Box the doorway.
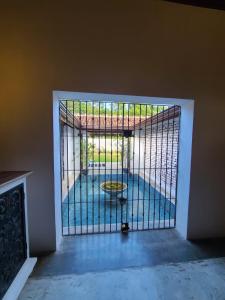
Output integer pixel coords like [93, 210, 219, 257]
[59, 99, 181, 235]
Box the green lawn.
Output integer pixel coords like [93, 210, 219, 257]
[90, 152, 121, 163]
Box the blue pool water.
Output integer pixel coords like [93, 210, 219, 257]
[62, 173, 175, 229]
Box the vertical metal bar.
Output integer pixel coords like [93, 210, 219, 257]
[73, 101, 76, 234]
[174, 107, 181, 227]
[61, 105, 64, 182]
[110, 102, 113, 232]
[98, 102, 101, 232]
[148, 105, 153, 229]
[142, 104, 147, 229]
[169, 106, 176, 227]
[126, 103, 130, 224]
[153, 106, 159, 229]
[104, 102, 107, 232]
[66, 101, 70, 234]
[116, 102, 119, 231]
[85, 101, 88, 233]
[158, 106, 165, 229]
[59, 102, 64, 235]
[132, 104, 135, 230]
[92, 102, 95, 233]
[137, 104, 141, 230]
[164, 107, 170, 228]
[121, 103, 125, 226]
[79, 101, 82, 234]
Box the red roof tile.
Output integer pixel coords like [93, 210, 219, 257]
[60, 104, 180, 132]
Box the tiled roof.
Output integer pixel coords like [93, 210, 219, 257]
[60, 104, 180, 132]
[79, 116, 144, 131]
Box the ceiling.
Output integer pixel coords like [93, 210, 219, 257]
[164, 0, 225, 11]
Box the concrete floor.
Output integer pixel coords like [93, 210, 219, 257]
[19, 230, 225, 300]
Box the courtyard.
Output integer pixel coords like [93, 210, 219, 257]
[60, 100, 180, 235]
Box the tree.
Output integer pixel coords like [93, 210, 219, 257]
[61, 100, 166, 117]
[87, 143, 95, 160]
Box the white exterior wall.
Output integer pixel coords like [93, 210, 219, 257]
[131, 116, 180, 199]
[89, 137, 117, 151]
[61, 124, 80, 201]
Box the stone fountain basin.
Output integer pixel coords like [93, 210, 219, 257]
[100, 181, 127, 197]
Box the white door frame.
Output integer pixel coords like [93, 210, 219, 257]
[53, 91, 194, 249]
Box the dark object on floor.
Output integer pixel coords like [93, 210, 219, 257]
[119, 197, 127, 205]
[121, 222, 129, 233]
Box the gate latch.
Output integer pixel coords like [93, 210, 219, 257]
[121, 222, 129, 233]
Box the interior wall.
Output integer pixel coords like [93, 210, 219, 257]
[0, 1, 225, 255]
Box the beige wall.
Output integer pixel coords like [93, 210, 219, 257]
[0, 1, 225, 255]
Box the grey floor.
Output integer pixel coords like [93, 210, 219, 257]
[19, 230, 225, 300]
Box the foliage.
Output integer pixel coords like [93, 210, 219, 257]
[81, 140, 121, 163]
[92, 152, 121, 163]
[87, 143, 95, 158]
[62, 100, 166, 117]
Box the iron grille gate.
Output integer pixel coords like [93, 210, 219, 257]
[60, 100, 181, 235]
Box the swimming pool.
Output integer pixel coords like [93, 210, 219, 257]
[62, 173, 175, 233]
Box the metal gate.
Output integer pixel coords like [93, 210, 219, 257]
[60, 100, 181, 235]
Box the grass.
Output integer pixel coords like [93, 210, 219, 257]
[90, 152, 122, 163]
